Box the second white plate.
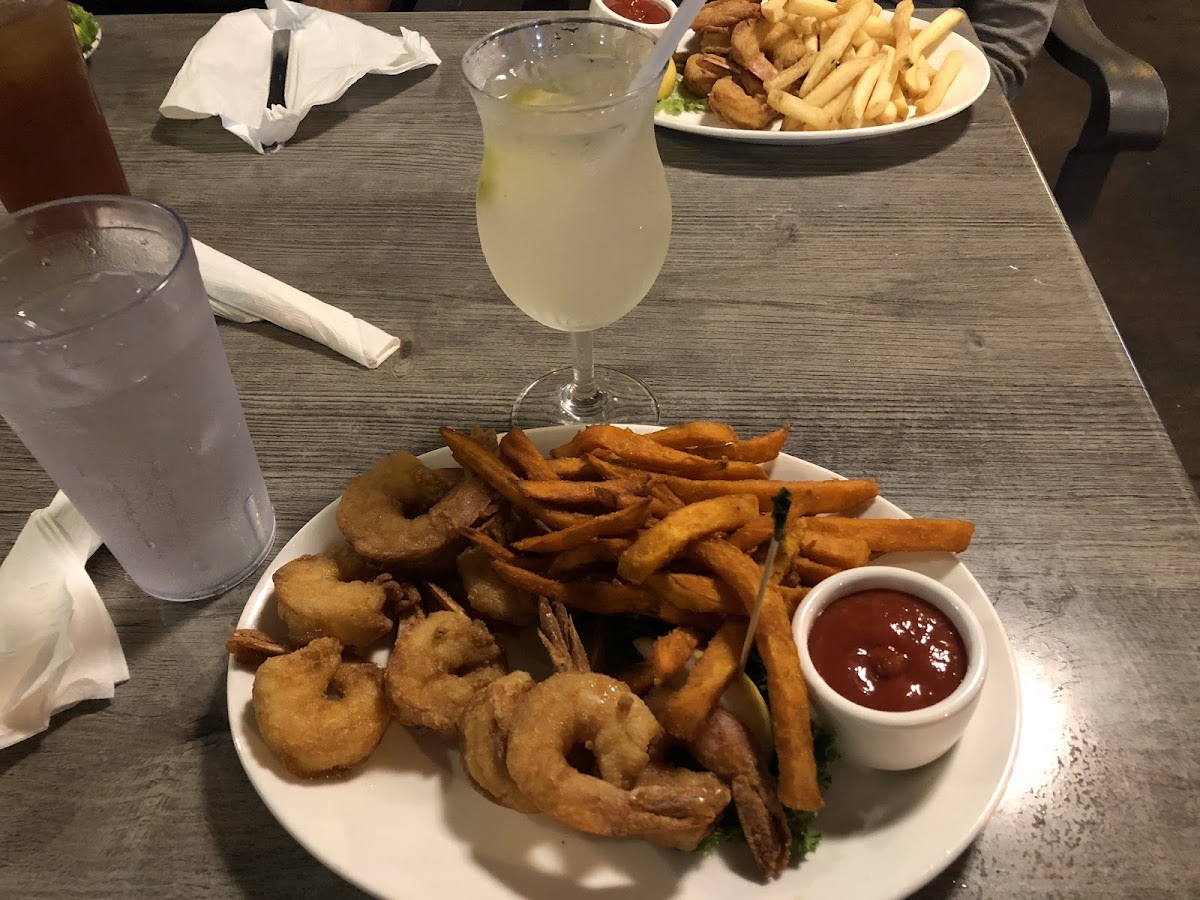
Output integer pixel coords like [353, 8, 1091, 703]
[654, 13, 991, 144]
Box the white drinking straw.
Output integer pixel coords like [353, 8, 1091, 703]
[629, 0, 707, 91]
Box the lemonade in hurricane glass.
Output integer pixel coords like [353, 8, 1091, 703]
[463, 19, 671, 427]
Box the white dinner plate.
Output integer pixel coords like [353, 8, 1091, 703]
[654, 13, 991, 144]
[227, 425, 1021, 899]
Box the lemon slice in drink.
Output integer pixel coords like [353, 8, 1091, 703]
[510, 85, 573, 106]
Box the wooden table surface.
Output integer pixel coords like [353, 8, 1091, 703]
[2, 11, 1198, 899]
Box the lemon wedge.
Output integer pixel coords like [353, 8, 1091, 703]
[658, 59, 677, 102]
[510, 85, 572, 107]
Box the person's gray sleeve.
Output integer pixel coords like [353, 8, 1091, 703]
[962, 0, 1059, 98]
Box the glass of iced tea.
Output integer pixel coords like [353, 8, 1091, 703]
[0, 0, 128, 212]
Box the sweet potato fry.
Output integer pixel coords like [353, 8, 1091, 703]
[798, 528, 871, 569]
[728, 513, 774, 552]
[692, 425, 790, 463]
[489, 562, 718, 629]
[662, 619, 749, 740]
[546, 538, 632, 576]
[512, 499, 652, 554]
[644, 571, 745, 616]
[518, 476, 649, 507]
[688, 538, 823, 810]
[651, 626, 706, 685]
[458, 525, 519, 564]
[662, 476, 879, 514]
[440, 427, 585, 529]
[555, 425, 767, 481]
[806, 515, 974, 553]
[649, 483, 686, 512]
[618, 494, 760, 584]
[644, 422, 739, 450]
[499, 428, 559, 481]
[779, 585, 810, 618]
[545, 457, 597, 480]
[791, 556, 841, 585]
[770, 512, 811, 583]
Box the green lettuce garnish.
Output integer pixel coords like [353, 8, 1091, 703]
[655, 78, 708, 117]
[68, 4, 99, 54]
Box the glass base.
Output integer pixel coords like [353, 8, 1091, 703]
[511, 365, 660, 429]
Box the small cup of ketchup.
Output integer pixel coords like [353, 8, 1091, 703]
[792, 566, 988, 771]
[588, 0, 678, 38]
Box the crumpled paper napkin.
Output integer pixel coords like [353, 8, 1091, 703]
[159, 0, 440, 153]
[195, 239, 402, 369]
[0, 493, 128, 751]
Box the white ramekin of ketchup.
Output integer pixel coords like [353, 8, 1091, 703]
[793, 565, 988, 771]
[588, 0, 678, 38]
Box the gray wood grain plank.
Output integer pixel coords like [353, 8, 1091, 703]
[1, 11, 1197, 900]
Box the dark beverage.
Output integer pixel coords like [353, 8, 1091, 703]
[0, 0, 128, 212]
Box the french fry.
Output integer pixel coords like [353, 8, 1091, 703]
[862, 14, 892, 41]
[689, 539, 823, 810]
[834, 0, 856, 10]
[872, 101, 898, 125]
[645, 421, 738, 450]
[891, 0, 914, 66]
[804, 30, 819, 52]
[440, 427, 585, 529]
[849, 51, 886, 122]
[908, 8, 965, 62]
[891, 82, 910, 120]
[799, 0, 871, 97]
[644, 571, 745, 616]
[662, 620, 749, 740]
[661, 475, 879, 514]
[786, 0, 840, 19]
[546, 538, 632, 576]
[864, 45, 896, 119]
[499, 428, 559, 481]
[512, 499, 652, 554]
[805, 56, 872, 109]
[518, 476, 649, 507]
[764, 53, 817, 92]
[767, 89, 834, 129]
[915, 49, 963, 115]
[651, 626, 706, 685]
[855, 38, 878, 58]
[619, 494, 760, 584]
[459, 525, 519, 564]
[901, 62, 930, 98]
[762, 0, 788, 24]
[805, 515, 975, 553]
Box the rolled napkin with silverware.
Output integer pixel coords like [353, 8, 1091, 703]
[0, 493, 128, 750]
[158, 0, 440, 153]
[195, 239, 404, 369]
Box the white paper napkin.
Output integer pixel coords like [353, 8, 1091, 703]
[159, 0, 441, 153]
[0, 493, 128, 750]
[195, 239, 403, 369]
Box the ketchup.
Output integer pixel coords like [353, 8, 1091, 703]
[602, 0, 672, 25]
[808, 589, 967, 712]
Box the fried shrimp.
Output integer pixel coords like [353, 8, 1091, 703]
[251, 637, 389, 778]
[226, 628, 290, 666]
[708, 77, 776, 130]
[336, 451, 494, 571]
[505, 672, 731, 849]
[460, 671, 539, 814]
[457, 545, 536, 625]
[273, 546, 411, 648]
[385, 607, 506, 741]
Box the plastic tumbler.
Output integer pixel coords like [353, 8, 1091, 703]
[0, 196, 275, 601]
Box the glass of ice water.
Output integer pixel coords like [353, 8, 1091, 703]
[0, 196, 275, 601]
[464, 19, 671, 428]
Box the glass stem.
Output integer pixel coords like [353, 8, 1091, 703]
[563, 330, 605, 419]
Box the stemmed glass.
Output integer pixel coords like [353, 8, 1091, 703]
[463, 18, 671, 428]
